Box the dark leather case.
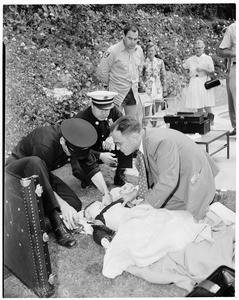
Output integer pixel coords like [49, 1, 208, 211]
[164, 112, 210, 134]
[4, 171, 54, 297]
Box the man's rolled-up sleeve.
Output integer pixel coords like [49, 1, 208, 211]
[96, 50, 115, 84]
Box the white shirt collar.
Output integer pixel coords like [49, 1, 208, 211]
[139, 140, 144, 154]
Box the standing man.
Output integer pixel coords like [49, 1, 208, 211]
[217, 22, 236, 136]
[110, 116, 220, 221]
[5, 119, 113, 248]
[96, 23, 144, 120]
[72, 91, 133, 188]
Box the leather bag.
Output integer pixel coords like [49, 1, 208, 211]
[204, 78, 221, 90]
[186, 265, 235, 297]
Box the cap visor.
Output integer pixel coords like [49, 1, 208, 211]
[93, 102, 114, 110]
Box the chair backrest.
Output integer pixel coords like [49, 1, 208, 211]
[141, 97, 178, 128]
[164, 97, 179, 115]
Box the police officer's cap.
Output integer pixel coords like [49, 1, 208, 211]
[61, 118, 97, 148]
[87, 91, 118, 110]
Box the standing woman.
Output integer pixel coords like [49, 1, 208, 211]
[182, 39, 215, 126]
[140, 42, 167, 114]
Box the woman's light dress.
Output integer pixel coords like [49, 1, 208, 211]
[182, 53, 215, 109]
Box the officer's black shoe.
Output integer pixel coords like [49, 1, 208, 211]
[54, 223, 77, 248]
[114, 169, 126, 187]
[81, 179, 92, 189]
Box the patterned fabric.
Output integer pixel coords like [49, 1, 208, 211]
[136, 150, 148, 198]
[141, 57, 166, 99]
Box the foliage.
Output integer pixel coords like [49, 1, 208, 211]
[3, 4, 235, 154]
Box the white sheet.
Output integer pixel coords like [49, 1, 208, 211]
[102, 204, 214, 278]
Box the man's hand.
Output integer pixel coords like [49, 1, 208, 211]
[103, 136, 115, 151]
[60, 201, 79, 230]
[54, 191, 79, 230]
[102, 192, 113, 207]
[100, 152, 118, 166]
[121, 188, 139, 207]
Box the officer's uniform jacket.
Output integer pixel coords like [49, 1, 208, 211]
[75, 107, 122, 160]
[10, 124, 100, 179]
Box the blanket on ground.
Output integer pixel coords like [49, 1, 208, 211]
[126, 203, 235, 291]
[102, 204, 214, 279]
[127, 226, 235, 291]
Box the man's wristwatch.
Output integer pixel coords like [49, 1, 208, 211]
[103, 191, 110, 197]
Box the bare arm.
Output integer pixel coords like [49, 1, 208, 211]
[96, 50, 115, 84]
[53, 191, 79, 230]
[217, 48, 236, 59]
[181, 66, 190, 81]
[196, 67, 214, 77]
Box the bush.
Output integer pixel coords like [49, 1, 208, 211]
[3, 4, 235, 154]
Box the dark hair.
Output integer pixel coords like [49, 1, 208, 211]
[146, 41, 155, 52]
[92, 225, 115, 246]
[123, 23, 140, 36]
[110, 115, 141, 135]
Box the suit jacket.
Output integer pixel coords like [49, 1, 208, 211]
[142, 127, 219, 220]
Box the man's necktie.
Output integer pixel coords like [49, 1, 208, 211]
[136, 150, 148, 198]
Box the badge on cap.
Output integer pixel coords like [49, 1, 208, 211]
[87, 90, 118, 109]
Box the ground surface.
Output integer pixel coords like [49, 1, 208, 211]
[4, 161, 236, 298]
[4, 81, 236, 298]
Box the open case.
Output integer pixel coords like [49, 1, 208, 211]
[4, 170, 55, 297]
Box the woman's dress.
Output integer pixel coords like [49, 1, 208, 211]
[182, 53, 215, 109]
[142, 57, 166, 100]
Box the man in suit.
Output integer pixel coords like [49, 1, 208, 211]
[72, 90, 133, 188]
[110, 115, 220, 220]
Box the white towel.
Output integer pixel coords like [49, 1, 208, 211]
[209, 202, 235, 225]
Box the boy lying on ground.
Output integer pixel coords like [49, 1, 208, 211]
[84, 198, 216, 278]
[84, 183, 141, 248]
[84, 199, 129, 248]
[83, 184, 235, 291]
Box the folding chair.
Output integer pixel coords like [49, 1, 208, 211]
[142, 97, 177, 128]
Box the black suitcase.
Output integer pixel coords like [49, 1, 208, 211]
[164, 112, 210, 134]
[4, 171, 55, 298]
[186, 265, 235, 297]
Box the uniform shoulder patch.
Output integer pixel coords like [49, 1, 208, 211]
[104, 51, 111, 58]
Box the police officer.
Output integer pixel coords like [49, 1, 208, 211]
[72, 91, 133, 188]
[5, 118, 113, 248]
